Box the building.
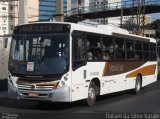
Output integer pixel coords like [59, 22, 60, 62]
[103, 15, 152, 27]
[8, 0, 39, 34]
[123, 15, 152, 26]
[0, 1, 9, 35]
[27, 0, 39, 23]
[39, 0, 71, 21]
[72, 0, 90, 8]
[94, 0, 121, 25]
[1, 0, 72, 34]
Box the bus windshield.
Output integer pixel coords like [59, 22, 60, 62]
[9, 33, 70, 76]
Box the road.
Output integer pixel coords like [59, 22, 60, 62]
[0, 81, 160, 119]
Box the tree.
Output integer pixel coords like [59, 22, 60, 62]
[122, 21, 139, 31]
[123, 19, 160, 38]
[144, 19, 160, 38]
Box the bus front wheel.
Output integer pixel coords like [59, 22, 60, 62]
[134, 75, 142, 94]
[86, 82, 97, 106]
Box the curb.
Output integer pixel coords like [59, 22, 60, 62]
[0, 79, 7, 91]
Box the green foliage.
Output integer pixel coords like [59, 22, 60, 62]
[122, 22, 139, 31]
[123, 19, 160, 38]
[144, 19, 160, 38]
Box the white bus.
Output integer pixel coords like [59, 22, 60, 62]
[8, 22, 157, 106]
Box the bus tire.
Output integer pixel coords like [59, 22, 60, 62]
[86, 82, 97, 106]
[134, 75, 142, 94]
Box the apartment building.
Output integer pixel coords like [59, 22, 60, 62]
[0, 1, 9, 35]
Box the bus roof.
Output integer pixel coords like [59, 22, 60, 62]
[16, 21, 156, 43]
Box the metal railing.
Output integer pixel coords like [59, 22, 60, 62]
[64, 0, 160, 17]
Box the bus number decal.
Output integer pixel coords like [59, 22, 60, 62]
[90, 72, 99, 76]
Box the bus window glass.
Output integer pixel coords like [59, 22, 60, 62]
[135, 41, 143, 60]
[126, 40, 134, 60]
[115, 37, 125, 60]
[143, 42, 149, 51]
[135, 41, 142, 50]
[87, 33, 102, 61]
[143, 42, 150, 60]
[102, 36, 114, 60]
[10, 34, 69, 75]
[150, 43, 156, 61]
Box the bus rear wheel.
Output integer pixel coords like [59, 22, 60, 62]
[134, 75, 142, 94]
[86, 82, 97, 106]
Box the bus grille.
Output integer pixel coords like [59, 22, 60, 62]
[16, 78, 59, 91]
[17, 84, 54, 91]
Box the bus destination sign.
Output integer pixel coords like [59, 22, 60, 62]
[14, 23, 70, 34]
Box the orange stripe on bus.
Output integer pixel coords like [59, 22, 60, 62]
[126, 64, 156, 78]
[102, 63, 108, 77]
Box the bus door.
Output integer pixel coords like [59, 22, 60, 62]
[71, 31, 88, 101]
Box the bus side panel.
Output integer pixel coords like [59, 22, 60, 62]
[125, 62, 157, 88]
[103, 75, 126, 94]
[125, 77, 136, 90]
[86, 62, 107, 95]
[71, 62, 106, 101]
[142, 75, 157, 87]
[71, 66, 88, 101]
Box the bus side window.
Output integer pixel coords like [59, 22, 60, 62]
[102, 36, 114, 60]
[143, 42, 150, 60]
[135, 41, 143, 60]
[115, 37, 125, 60]
[87, 51, 93, 60]
[150, 43, 157, 61]
[126, 40, 134, 60]
[86, 33, 102, 61]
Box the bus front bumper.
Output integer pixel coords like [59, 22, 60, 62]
[8, 82, 70, 102]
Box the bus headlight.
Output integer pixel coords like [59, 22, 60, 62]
[61, 81, 65, 86]
[64, 76, 68, 81]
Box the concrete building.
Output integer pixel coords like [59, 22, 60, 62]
[71, 0, 89, 9]
[0, 1, 9, 35]
[8, 0, 39, 34]
[15, 0, 39, 25]
[26, 0, 39, 23]
[94, 0, 121, 25]
[123, 15, 152, 26]
[99, 15, 152, 27]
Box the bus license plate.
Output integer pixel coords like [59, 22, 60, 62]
[28, 92, 39, 97]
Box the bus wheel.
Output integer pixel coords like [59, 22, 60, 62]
[134, 75, 142, 94]
[86, 82, 97, 106]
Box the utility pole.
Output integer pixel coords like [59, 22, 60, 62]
[132, 0, 145, 35]
[120, 0, 123, 28]
[103, 0, 106, 25]
[56, 0, 64, 22]
[19, 0, 28, 24]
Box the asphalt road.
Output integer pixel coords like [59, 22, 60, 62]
[1, 80, 160, 119]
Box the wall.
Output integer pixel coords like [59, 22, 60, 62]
[0, 1, 9, 35]
[0, 36, 11, 79]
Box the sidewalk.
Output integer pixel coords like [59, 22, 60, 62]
[0, 79, 7, 91]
